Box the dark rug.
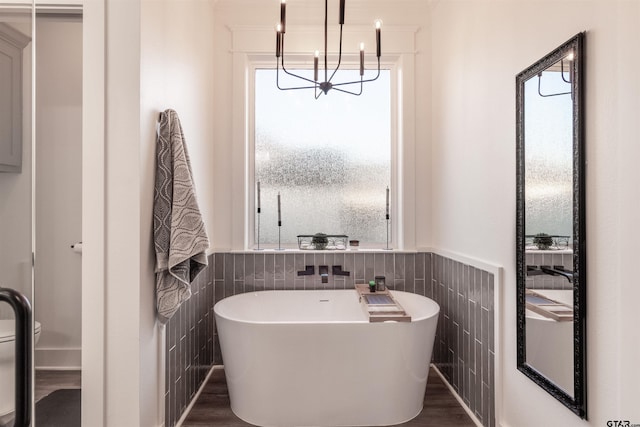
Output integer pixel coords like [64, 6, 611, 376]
[35, 389, 80, 427]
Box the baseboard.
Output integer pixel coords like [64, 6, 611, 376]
[432, 364, 483, 427]
[175, 365, 217, 427]
[35, 347, 81, 370]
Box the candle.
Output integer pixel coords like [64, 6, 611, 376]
[359, 43, 364, 76]
[257, 181, 261, 211]
[339, 0, 345, 25]
[276, 24, 282, 58]
[280, 0, 286, 34]
[278, 192, 281, 224]
[314, 50, 319, 82]
[375, 20, 382, 58]
[385, 186, 389, 217]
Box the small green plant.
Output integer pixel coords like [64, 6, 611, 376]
[533, 233, 554, 250]
[312, 233, 329, 250]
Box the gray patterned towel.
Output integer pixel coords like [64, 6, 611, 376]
[154, 109, 209, 324]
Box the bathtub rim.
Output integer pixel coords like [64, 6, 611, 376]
[213, 289, 440, 325]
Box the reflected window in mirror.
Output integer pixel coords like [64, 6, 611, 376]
[525, 60, 573, 251]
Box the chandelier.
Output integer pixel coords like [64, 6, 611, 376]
[275, 0, 382, 98]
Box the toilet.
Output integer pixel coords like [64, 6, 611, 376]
[0, 320, 41, 417]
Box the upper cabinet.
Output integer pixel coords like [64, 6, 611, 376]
[0, 22, 30, 173]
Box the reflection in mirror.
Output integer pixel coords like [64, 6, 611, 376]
[525, 60, 573, 248]
[524, 56, 574, 396]
[0, 2, 33, 425]
[0, 10, 33, 316]
[516, 32, 586, 419]
[0, 7, 31, 174]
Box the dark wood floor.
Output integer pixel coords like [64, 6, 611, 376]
[183, 368, 476, 427]
[0, 370, 81, 427]
[35, 369, 82, 402]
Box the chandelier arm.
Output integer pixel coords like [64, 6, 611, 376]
[331, 60, 381, 88]
[327, 24, 344, 84]
[332, 82, 363, 96]
[537, 72, 571, 97]
[331, 80, 365, 88]
[277, 62, 319, 90]
[282, 66, 318, 85]
[561, 59, 572, 84]
[280, 36, 319, 86]
[331, 73, 378, 87]
[279, 85, 321, 91]
[275, 60, 287, 90]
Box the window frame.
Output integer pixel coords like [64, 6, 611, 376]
[246, 55, 400, 250]
[224, 24, 419, 251]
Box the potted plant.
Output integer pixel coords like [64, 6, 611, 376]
[311, 233, 329, 250]
[533, 233, 554, 250]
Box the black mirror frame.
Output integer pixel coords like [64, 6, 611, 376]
[516, 32, 586, 419]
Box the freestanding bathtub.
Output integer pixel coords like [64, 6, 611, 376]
[214, 289, 440, 427]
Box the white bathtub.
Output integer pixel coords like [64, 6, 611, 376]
[526, 290, 574, 395]
[214, 289, 440, 427]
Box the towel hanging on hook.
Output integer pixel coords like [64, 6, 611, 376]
[153, 109, 210, 324]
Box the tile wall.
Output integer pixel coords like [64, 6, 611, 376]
[525, 251, 573, 290]
[166, 251, 496, 427]
[431, 254, 496, 427]
[164, 254, 215, 427]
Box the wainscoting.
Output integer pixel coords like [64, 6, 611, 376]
[164, 251, 497, 427]
[164, 254, 215, 427]
[431, 254, 496, 427]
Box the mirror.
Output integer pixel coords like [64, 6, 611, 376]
[516, 32, 586, 418]
[0, 2, 34, 424]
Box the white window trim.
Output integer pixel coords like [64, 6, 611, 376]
[247, 59, 398, 250]
[229, 25, 419, 251]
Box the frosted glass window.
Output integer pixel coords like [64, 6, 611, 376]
[524, 68, 573, 242]
[254, 68, 391, 246]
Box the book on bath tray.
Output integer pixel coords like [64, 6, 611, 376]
[355, 283, 411, 323]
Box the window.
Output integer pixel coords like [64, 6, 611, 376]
[253, 68, 392, 248]
[524, 71, 573, 241]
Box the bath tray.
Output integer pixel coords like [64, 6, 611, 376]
[526, 290, 573, 322]
[355, 284, 411, 323]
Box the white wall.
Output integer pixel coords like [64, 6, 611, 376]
[34, 17, 82, 369]
[430, 0, 640, 425]
[82, 0, 106, 423]
[103, 0, 143, 423]
[0, 21, 31, 319]
[141, 0, 216, 239]
[82, 0, 216, 425]
[212, 0, 432, 251]
[140, 0, 215, 425]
